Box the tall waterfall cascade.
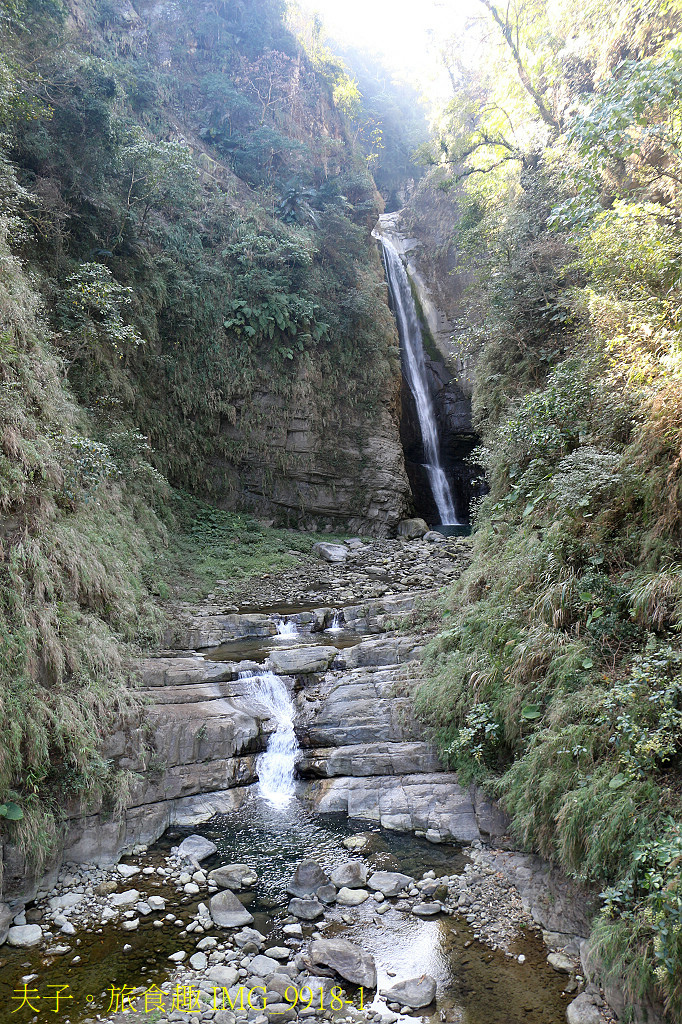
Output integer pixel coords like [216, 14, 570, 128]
[239, 669, 300, 808]
[375, 231, 460, 526]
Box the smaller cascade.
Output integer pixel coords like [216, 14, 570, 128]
[276, 618, 298, 639]
[326, 611, 343, 633]
[239, 669, 299, 808]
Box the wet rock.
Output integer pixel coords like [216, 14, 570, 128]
[310, 937, 376, 988]
[411, 903, 441, 917]
[267, 647, 338, 675]
[423, 532, 446, 544]
[121, 919, 139, 931]
[566, 993, 602, 1024]
[288, 898, 324, 921]
[397, 519, 429, 539]
[147, 895, 166, 911]
[312, 543, 349, 563]
[0, 903, 12, 945]
[169, 950, 186, 962]
[283, 923, 303, 938]
[343, 835, 370, 851]
[177, 834, 218, 863]
[330, 862, 367, 889]
[210, 864, 258, 889]
[54, 916, 76, 935]
[367, 871, 414, 897]
[7, 924, 42, 947]
[316, 884, 337, 904]
[288, 860, 330, 897]
[210, 890, 254, 928]
[381, 976, 436, 1009]
[336, 887, 370, 906]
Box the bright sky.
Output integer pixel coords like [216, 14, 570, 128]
[295, 0, 473, 102]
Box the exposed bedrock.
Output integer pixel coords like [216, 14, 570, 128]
[218, 383, 412, 536]
[294, 651, 507, 843]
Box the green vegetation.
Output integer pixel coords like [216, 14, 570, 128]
[415, 1, 682, 1017]
[0, 0, 401, 872]
[153, 492, 347, 604]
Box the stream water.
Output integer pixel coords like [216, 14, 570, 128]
[0, 805, 570, 1024]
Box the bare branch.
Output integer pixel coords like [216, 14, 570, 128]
[477, 0, 561, 132]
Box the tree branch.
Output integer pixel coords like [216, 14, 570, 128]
[477, 0, 561, 133]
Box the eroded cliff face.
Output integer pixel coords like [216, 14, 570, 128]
[217, 374, 410, 534]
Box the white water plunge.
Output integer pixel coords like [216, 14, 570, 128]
[377, 234, 460, 526]
[239, 669, 300, 808]
[276, 619, 298, 638]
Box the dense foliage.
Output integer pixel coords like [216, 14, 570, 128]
[0, 0, 401, 869]
[416, 0, 682, 1017]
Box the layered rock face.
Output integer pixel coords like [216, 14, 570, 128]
[295, 634, 506, 843]
[0, 656, 266, 904]
[220, 380, 412, 536]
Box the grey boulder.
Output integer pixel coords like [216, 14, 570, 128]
[209, 864, 258, 889]
[381, 976, 437, 1008]
[249, 954, 280, 977]
[7, 924, 43, 947]
[312, 542, 348, 563]
[566, 994, 602, 1024]
[288, 898, 324, 921]
[177, 834, 217, 863]
[316, 884, 337, 905]
[412, 902, 442, 916]
[330, 861, 367, 889]
[207, 965, 239, 988]
[310, 937, 377, 988]
[209, 890, 254, 928]
[397, 518, 429, 539]
[367, 871, 414, 897]
[287, 859, 329, 897]
[267, 647, 338, 675]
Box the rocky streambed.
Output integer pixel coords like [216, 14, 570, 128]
[0, 523, 617, 1024]
[0, 801, 594, 1024]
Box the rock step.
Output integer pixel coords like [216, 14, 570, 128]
[302, 773, 483, 843]
[298, 742, 443, 778]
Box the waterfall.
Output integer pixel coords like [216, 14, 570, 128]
[239, 669, 299, 808]
[276, 619, 298, 638]
[326, 611, 343, 632]
[377, 234, 460, 526]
